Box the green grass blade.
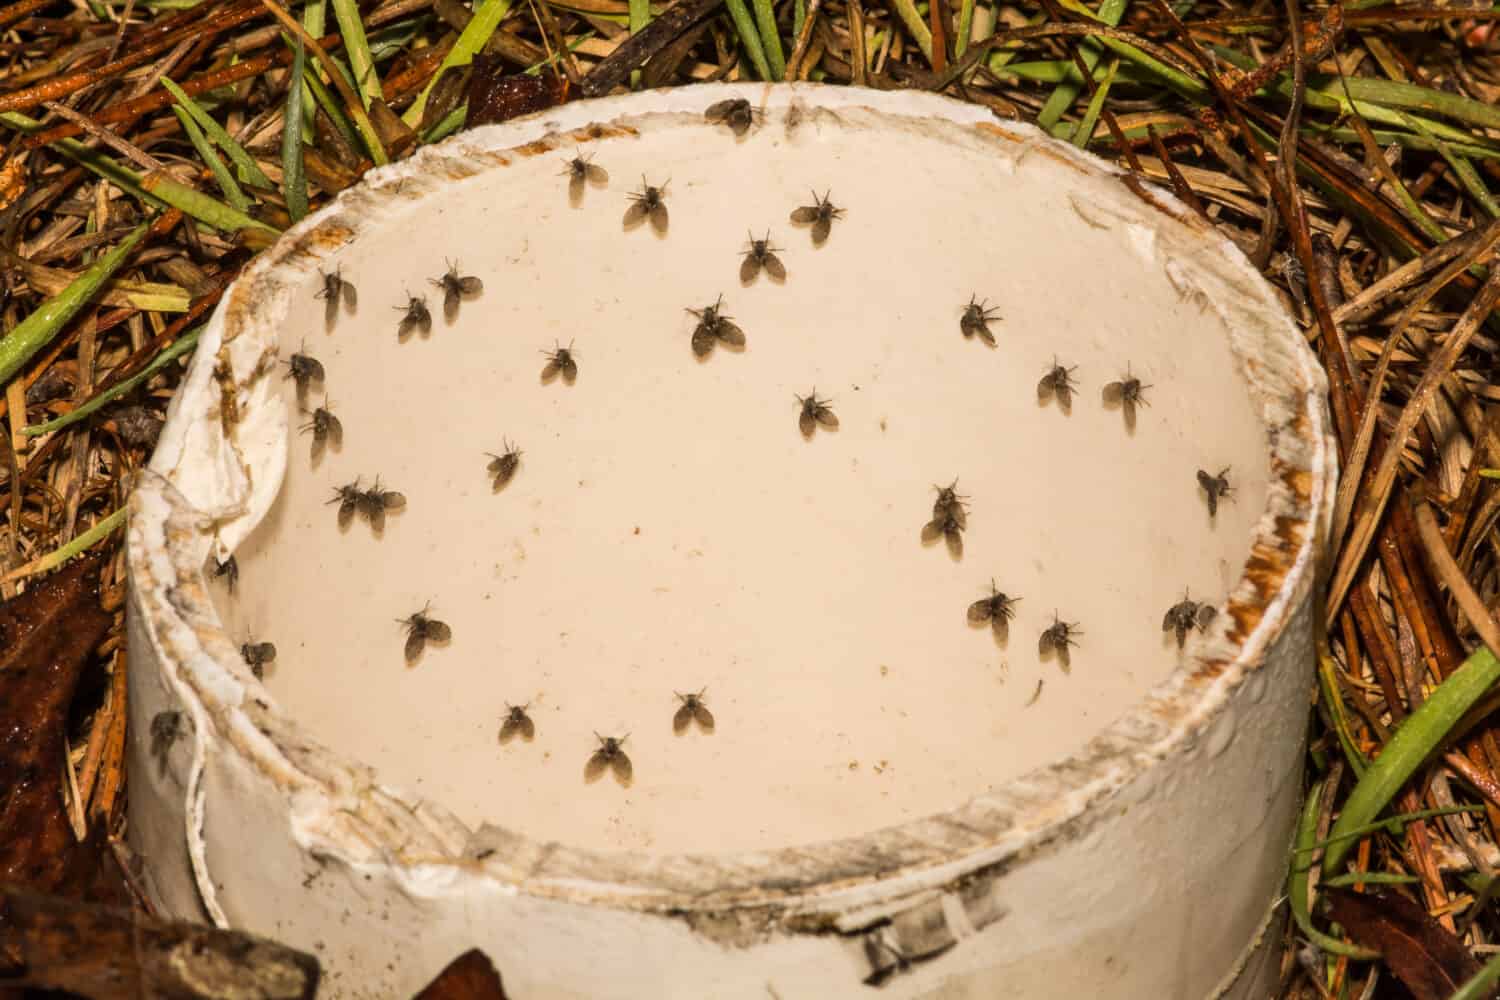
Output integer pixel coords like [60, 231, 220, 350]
[1038, 0, 1126, 132]
[1288, 780, 1382, 960]
[1070, 56, 1118, 149]
[24, 326, 202, 436]
[751, 0, 785, 79]
[629, 0, 651, 87]
[160, 77, 272, 188]
[1323, 645, 1500, 875]
[171, 106, 250, 213]
[142, 171, 278, 234]
[953, 0, 974, 57]
[1321, 871, 1421, 888]
[0, 224, 150, 388]
[282, 38, 309, 223]
[723, 0, 774, 80]
[0, 508, 126, 583]
[1332, 76, 1500, 134]
[1398, 111, 1499, 219]
[402, 0, 514, 127]
[330, 0, 381, 108]
[1318, 650, 1369, 778]
[884, 0, 932, 64]
[2, 111, 276, 234]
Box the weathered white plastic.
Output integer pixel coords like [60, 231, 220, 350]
[126, 83, 1333, 998]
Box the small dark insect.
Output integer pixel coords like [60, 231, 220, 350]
[316, 267, 357, 327]
[673, 689, 715, 734]
[150, 710, 182, 772]
[241, 640, 277, 679]
[357, 478, 406, 531]
[398, 602, 452, 663]
[740, 230, 786, 284]
[959, 296, 1001, 347]
[705, 97, 758, 136]
[486, 440, 522, 491]
[300, 403, 343, 459]
[211, 554, 238, 592]
[1197, 467, 1233, 517]
[796, 390, 839, 437]
[431, 260, 483, 322]
[687, 295, 746, 358]
[921, 509, 964, 559]
[541, 342, 578, 384]
[395, 294, 432, 339]
[283, 347, 325, 395]
[1162, 590, 1218, 649]
[329, 478, 363, 528]
[563, 152, 608, 205]
[1101, 364, 1152, 430]
[967, 580, 1018, 636]
[1038, 613, 1081, 671]
[585, 733, 633, 785]
[499, 703, 536, 742]
[1037, 357, 1079, 410]
[789, 190, 844, 245]
[932, 479, 969, 528]
[624, 178, 670, 235]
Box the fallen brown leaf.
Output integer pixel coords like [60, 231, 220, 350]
[1325, 888, 1491, 1000]
[413, 949, 509, 999]
[0, 555, 117, 900]
[464, 55, 565, 129]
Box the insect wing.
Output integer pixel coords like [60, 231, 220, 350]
[968, 599, 994, 625]
[340, 281, 357, 310]
[611, 751, 634, 784]
[716, 320, 745, 347]
[693, 703, 715, 731]
[569, 171, 585, 206]
[1037, 372, 1056, 401]
[1102, 381, 1125, 405]
[561, 356, 578, 382]
[623, 200, 648, 229]
[541, 359, 561, 382]
[519, 715, 536, 740]
[324, 292, 339, 328]
[323, 411, 343, 447]
[1039, 629, 1055, 656]
[499, 716, 522, 742]
[674, 703, 694, 733]
[404, 630, 425, 663]
[791, 205, 819, 224]
[585, 163, 608, 185]
[921, 518, 943, 544]
[815, 406, 839, 430]
[381, 491, 405, 511]
[585, 750, 609, 781]
[812, 216, 831, 245]
[1122, 397, 1137, 430]
[1196, 604, 1218, 629]
[763, 253, 786, 281]
[692, 325, 716, 358]
[739, 255, 760, 284]
[458, 276, 482, 296]
[426, 620, 452, 643]
[974, 324, 995, 347]
[338, 495, 356, 528]
[799, 407, 816, 438]
[366, 498, 387, 531]
[649, 201, 669, 235]
[1162, 606, 1179, 632]
[303, 356, 326, 382]
[444, 284, 461, 321]
[944, 525, 963, 559]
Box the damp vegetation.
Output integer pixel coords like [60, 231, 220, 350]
[6, 0, 1500, 992]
